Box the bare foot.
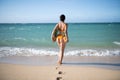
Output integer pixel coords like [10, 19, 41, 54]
[57, 61, 62, 65]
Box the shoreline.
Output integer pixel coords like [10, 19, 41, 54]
[0, 56, 120, 70]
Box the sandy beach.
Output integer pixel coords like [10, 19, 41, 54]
[0, 56, 120, 80]
[0, 63, 120, 80]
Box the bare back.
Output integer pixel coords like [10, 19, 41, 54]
[58, 22, 67, 32]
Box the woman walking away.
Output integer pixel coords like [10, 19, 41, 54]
[51, 14, 69, 65]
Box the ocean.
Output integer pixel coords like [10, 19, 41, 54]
[0, 23, 120, 57]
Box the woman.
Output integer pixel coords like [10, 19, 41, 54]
[51, 14, 69, 65]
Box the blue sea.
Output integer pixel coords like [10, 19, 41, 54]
[0, 23, 120, 57]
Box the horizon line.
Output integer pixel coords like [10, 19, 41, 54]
[0, 22, 120, 24]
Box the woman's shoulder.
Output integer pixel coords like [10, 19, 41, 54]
[58, 21, 66, 24]
[58, 22, 68, 28]
[64, 23, 68, 28]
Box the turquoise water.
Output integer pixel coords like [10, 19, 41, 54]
[0, 23, 120, 56]
[69, 23, 120, 48]
[0, 23, 120, 48]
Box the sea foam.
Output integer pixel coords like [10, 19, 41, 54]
[0, 47, 120, 57]
[14, 37, 27, 41]
[113, 41, 120, 45]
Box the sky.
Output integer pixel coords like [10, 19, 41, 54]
[0, 0, 120, 23]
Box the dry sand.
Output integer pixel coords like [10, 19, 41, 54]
[0, 63, 120, 80]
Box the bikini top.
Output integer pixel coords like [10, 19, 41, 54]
[58, 22, 66, 31]
[57, 23, 66, 36]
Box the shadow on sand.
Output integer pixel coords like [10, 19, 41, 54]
[63, 62, 120, 67]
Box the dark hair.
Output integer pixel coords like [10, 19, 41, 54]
[60, 14, 65, 22]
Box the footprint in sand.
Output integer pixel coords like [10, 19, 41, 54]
[58, 71, 66, 75]
[56, 66, 59, 70]
[58, 71, 62, 74]
[56, 77, 62, 80]
[56, 70, 65, 80]
[55, 66, 65, 80]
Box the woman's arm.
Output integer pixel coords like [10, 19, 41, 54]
[51, 24, 58, 42]
[65, 24, 69, 42]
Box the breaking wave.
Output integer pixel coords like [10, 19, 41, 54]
[0, 47, 120, 57]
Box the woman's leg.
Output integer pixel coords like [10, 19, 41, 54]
[57, 38, 66, 64]
[60, 39, 66, 64]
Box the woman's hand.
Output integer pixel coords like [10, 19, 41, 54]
[66, 37, 69, 43]
[52, 36, 56, 42]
